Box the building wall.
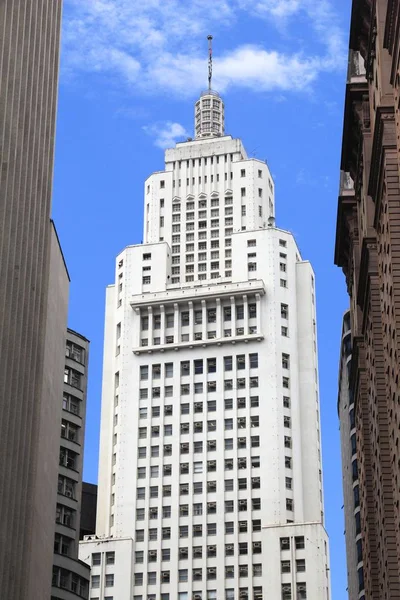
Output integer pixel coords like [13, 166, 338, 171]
[82, 128, 330, 599]
[52, 330, 91, 599]
[338, 312, 363, 600]
[0, 0, 64, 597]
[335, 0, 400, 596]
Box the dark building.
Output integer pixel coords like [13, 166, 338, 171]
[0, 0, 67, 597]
[80, 483, 98, 540]
[337, 312, 364, 599]
[335, 1, 400, 597]
[52, 330, 91, 599]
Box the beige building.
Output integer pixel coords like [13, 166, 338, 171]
[335, 0, 400, 597]
[0, 1, 69, 598]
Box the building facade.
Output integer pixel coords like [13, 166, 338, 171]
[337, 312, 364, 599]
[52, 330, 91, 599]
[80, 89, 330, 600]
[0, 1, 68, 598]
[334, 1, 400, 597]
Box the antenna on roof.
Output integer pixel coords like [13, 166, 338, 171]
[207, 35, 213, 91]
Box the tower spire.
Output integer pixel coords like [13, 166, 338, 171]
[194, 35, 225, 139]
[208, 34, 213, 91]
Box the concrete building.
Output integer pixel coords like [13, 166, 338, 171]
[334, 1, 400, 597]
[337, 312, 364, 600]
[0, 1, 69, 598]
[80, 87, 331, 599]
[52, 330, 91, 599]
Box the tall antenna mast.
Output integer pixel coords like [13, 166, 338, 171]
[207, 35, 213, 91]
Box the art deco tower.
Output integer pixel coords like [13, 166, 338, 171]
[80, 49, 331, 600]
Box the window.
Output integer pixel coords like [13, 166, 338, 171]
[295, 536, 305, 549]
[282, 326, 288, 337]
[91, 575, 100, 589]
[296, 559, 306, 572]
[105, 574, 114, 587]
[249, 353, 258, 368]
[225, 418, 233, 430]
[281, 560, 291, 573]
[279, 239, 287, 247]
[225, 522, 234, 534]
[142, 276, 151, 285]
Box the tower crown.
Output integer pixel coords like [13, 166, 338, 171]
[194, 35, 225, 139]
[194, 90, 225, 139]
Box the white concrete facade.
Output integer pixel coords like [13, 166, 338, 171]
[80, 94, 331, 600]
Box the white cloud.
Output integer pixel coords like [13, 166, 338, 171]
[143, 121, 189, 149]
[62, 0, 345, 97]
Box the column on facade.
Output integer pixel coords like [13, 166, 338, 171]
[174, 303, 179, 344]
[243, 294, 249, 335]
[148, 306, 153, 345]
[188, 301, 194, 342]
[160, 304, 165, 344]
[201, 300, 207, 340]
[255, 293, 261, 334]
[230, 296, 236, 336]
[134, 308, 141, 347]
[216, 297, 222, 338]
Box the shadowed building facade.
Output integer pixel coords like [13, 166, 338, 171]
[335, 0, 400, 597]
[0, 0, 68, 598]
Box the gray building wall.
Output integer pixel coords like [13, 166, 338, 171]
[338, 311, 364, 599]
[52, 330, 91, 599]
[0, 0, 65, 598]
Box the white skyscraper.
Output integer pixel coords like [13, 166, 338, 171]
[80, 76, 331, 600]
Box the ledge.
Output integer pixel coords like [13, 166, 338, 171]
[134, 332, 264, 355]
[131, 280, 265, 310]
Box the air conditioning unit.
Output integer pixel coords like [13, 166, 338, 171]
[194, 594, 202, 600]
[208, 502, 216, 509]
[238, 356, 245, 364]
[226, 544, 233, 551]
[282, 585, 291, 593]
[239, 499, 247, 507]
[208, 568, 216, 574]
[239, 591, 248, 599]
[194, 402, 202, 409]
[65, 490, 73, 498]
[253, 542, 261, 549]
[298, 585, 307, 592]
[281, 539, 290, 548]
[149, 550, 157, 558]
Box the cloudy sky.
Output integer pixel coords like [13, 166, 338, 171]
[53, 0, 351, 597]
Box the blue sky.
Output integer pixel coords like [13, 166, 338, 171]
[53, 0, 351, 597]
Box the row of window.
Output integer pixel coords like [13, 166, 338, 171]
[137, 460, 261, 482]
[134, 565, 263, 584]
[133, 591, 262, 600]
[66, 340, 86, 364]
[137, 416, 260, 440]
[137, 399, 260, 422]
[139, 436, 261, 461]
[136, 497, 262, 521]
[135, 521, 262, 543]
[168, 202, 263, 223]
[140, 355, 258, 380]
[139, 378, 259, 399]
[91, 574, 114, 588]
[141, 305, 257, 331]
[135, 476, 262, 501]
[141, 326, 258, 343]
[52, 566, 88, 599]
